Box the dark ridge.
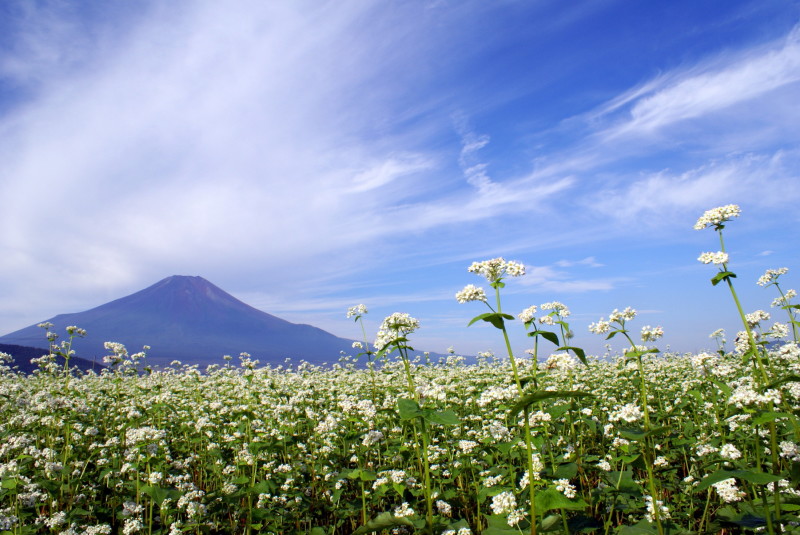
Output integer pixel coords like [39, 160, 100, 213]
[0, 343, 105, 374]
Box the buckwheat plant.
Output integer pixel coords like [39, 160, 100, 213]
[758, 268, 799, 343]
[458, 258, 590, 534]
[695, 204, 784, 534]
[372, 312, 459, 534]
[589, 307, 667, 535]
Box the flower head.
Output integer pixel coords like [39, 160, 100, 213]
[518, 305, 538, 323]
[346, 304, 368, 319]
[697, 251, 729, 265]
[455, 284, 487, 304]
[694, 204, 741, 230]
[640, 325, 664, 342]
[374, 312, 420, 351]
[757, 267, 788, 287]
[467, 257, 525, 283]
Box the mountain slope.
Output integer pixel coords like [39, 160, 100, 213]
[0, 276, 356, 366]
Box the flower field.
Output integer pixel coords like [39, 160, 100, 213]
[1, 205, 799, 535]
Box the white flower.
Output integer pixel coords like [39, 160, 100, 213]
[745, 309, 770, 328]
[757, 267, 788, 287]
[467, 257, 525, 282]
[719, 444, 742, 460]
[588, 319, 611, 334]
[374, 312, 420, 350]
[541, 301, 571, 317]
[518, 305, 538, 323]
[640, 325, 664, 342]
[393, 502, 415, 518]
[694, 204, 741, 230]
[346, 304, 368, 318]
[455, 284, 487, 304]
[712, 478, 746, 502]
[609, 307, 636, 322]
[490, 491, 517, 515]
[555, 478, 576, 498]
[697, 251, 729, 265]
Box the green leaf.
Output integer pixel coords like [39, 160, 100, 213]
[711, 271, 736, 286]
[557, 345, 587, 365]
[396, 398, 422, 420]
[468, 312, 515, 330]
[423, 408, 460, 426]
[554, 462, 578, 479]
[618, 426, 671, 442]
[618, 519, 659, 534]
[766, 374, 800, 390]
[540, 514, 563, 532]
[352, 512, 414, 535]
[309, 528, 327, 535]
[752, 411, 792, 426]
[483, 514, 522, 535]
[696, 469, 782, 491]
[508, 390, 595, 421]
[528, 330, 560, 346]
[534, 488, 589, 512]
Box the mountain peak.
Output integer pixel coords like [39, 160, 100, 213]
[0, 276, 355, 365]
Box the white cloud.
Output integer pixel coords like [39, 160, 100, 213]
[601, 24, 800, 139]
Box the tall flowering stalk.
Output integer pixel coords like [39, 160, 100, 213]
[695, 204, 782, 533]
[372, 312, 459, 533]
[589, 309, 667, 535]
[457, 258, 543, 533]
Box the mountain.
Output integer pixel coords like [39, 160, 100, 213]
[0, 343, 105, 374]
[0, 276, 357, 366]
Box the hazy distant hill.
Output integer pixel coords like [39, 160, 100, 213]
[0, 276, 358, 366]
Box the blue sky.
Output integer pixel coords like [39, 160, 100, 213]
[1, 0, 799, 359]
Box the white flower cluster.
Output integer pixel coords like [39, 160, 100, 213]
[690, 352, 719, 369]
[436, 499, 452, 516]
[588, 319, 611, 335]
[518, 305, 538, 323]
[544, 353, 578, 371]
[644, 495, 670, 521]
[719, 443, 742, 460]
[455, 284, 487, 304]
[541, 301, 571, 318]
[745, 309, 770, 328]
[441, 528, 473, 535]
[608, 403, 644, 423]
[772, 288, 797, 307]
[346, 304, 368, 318]
[393, 502, 415, 518]
[555, 478, 576, 498]
[373, 312, 420, 351]
[609, 307, 636, 323]
[712, 478, 745, 502]
[467, 257, 525, 282]
[490, 490, 517, 515]
[779, 441, 800, 462]
[728, 384, 782, 408]
[757, 267, 788, 287]
[694, 204, 741, 230]
[697, 251, 729, 265]
[640, 325, 664, 342]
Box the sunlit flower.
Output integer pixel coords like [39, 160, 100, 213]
[455, 284, 487, 304]
[346, 304, 368, 318]
[588, 319, 611, 334]
[490, 491, 517, 515]
[517, 305, 538, 323]
[757, 267, 788, 287]
[467, 257, 525, 282]
[640, 325, 664, 342]
[712, 478, 745, 502]
[374, 312, 420, 350]
[697, 251, 729, 265]
[694, 204, 741, 230]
